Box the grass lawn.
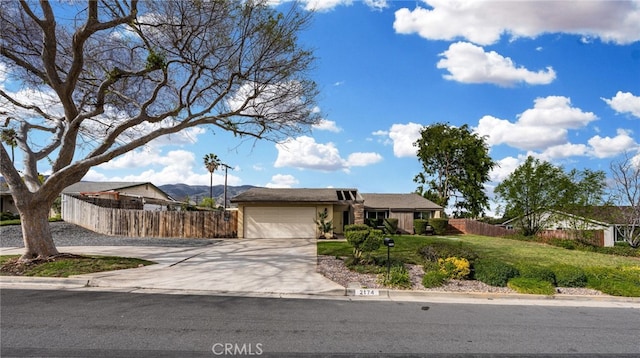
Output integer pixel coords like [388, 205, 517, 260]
[0, 254, 155, 277]
[318, 234, 640, 296]
[319, 235, 640, 269]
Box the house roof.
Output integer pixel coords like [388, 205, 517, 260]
[361, 193, 442, 211]
[231, 188, 442, 211]
[62, 181, 174, 200]
[501, 206, 633, 226]
[231, 187, 362, 203]
[563, 206, 634, 225]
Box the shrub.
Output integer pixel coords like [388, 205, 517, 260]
[507, 278, 556, 295]
[548, 238, 577, 250]
[380, 265, 412, 289]
[422, 270, 449, 288]
[345, 224, 371, 232]
[314, 210, 334, 238]
[585, 266, 640, 297]
[383, 218, 399, 235]
[517, 264, 556, 285]
[366, 218, 381, 228]
[344, 224, 383, 264]
[418, 242, 478, 263]
[0, 212, 18, 221]
[414, 219, 429, 235]
[473, 259, 519, 287]
[597, 244, 640, 258]
[550, 264, 587, 288]
[428, 218, 449, 235]
[438, 256, 471, 280]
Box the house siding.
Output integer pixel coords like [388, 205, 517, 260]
[389, 211, 415, 234]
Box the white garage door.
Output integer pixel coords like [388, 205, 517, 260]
[244, 207, 316, 239]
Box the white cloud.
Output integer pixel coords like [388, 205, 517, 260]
[266, 174, 299, 188]
[363, 0, 388, 10]
[288, 0, 387, 12]
[274, 136, 381, 171]
[518, 96, 597, 129]
[588, 129, 638, 158]
[388, 122, 423, 157]
[490, 156, 523, 182]
[534, 143, 589, 161]
[437, 42, 556, 87]
[89, 149, 242, 186]
[312, 119, 342, 132]
[394, 0, 640, 45]
[274, 136, 346, 171]
[346, 152, 383, 167]
[475, 96, 597, 151]
[476, 115, 567, 151]
[602, 91, 640, 118]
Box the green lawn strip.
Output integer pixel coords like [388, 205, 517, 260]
[318, 235, 640, 296]
[452, 235, 640, 269]
[1, 217, 64, 226]
[0, 255, 155, 277]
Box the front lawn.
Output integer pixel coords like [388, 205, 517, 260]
[318, 235, 640, 297]
[0, 255, 155, 277]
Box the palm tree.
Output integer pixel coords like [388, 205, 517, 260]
[203, 153, 221, 207]
[1, 128, 17, 164]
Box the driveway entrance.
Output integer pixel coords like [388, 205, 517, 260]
[72, 238, 344, 295]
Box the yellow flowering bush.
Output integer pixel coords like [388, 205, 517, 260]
[438, 256, 471, 280]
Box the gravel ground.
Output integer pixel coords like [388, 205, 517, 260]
[0, 221, 220, 248]
[317, 255, 606, 296]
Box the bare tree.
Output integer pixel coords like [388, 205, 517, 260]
[609, 152, 640, 248]
[0, 0, 320, 260]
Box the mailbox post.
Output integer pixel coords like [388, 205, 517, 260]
[383, 237, 394, 282]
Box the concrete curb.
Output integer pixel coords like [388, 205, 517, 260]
[0, 276, 90, 288]
[2, 276, 640, 307]
[344, 285, 640, 307]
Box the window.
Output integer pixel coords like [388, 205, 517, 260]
[366, 211, 387, 219]
[414, 211, 431, 220]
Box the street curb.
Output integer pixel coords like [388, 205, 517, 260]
[0, 276, 90, 287]
[3, 276, 639, 307]
[344, 286, 640, 305]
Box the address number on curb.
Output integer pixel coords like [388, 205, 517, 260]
[354, 289, 379, 296]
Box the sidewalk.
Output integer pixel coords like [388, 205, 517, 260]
[2, 244, 639, 308]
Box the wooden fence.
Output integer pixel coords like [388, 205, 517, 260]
[447, 218, 516, 237]
[61, 194, 237, 238]
[537, 229, 604, 247]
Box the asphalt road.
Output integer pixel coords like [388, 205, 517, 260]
[1, 289, 639, 357]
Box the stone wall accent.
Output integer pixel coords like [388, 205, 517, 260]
[353, 203, 364, 225]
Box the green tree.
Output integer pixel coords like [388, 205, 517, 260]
[414, 123, 495, 218]
[203, 153, 222, 207]
[0, 0, 319, 260]
[495, 156, 606, 236]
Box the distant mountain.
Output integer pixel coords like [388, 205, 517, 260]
[159, 183, 257, 207]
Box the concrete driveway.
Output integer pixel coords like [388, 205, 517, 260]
[1, 238, 345, 296]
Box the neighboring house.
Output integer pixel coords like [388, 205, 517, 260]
[502, 207, 633, 247]
[230, 188, 443, 239]
[0, 185, 18, 215]
[361, 193, 443, 234]
[62, 181, 180, 211]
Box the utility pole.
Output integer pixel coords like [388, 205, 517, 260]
[221, 163, 233, 210]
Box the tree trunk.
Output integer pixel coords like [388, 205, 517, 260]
[18, 203, 59, 260]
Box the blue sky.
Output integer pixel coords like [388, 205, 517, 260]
[4, 1, 640, 213]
